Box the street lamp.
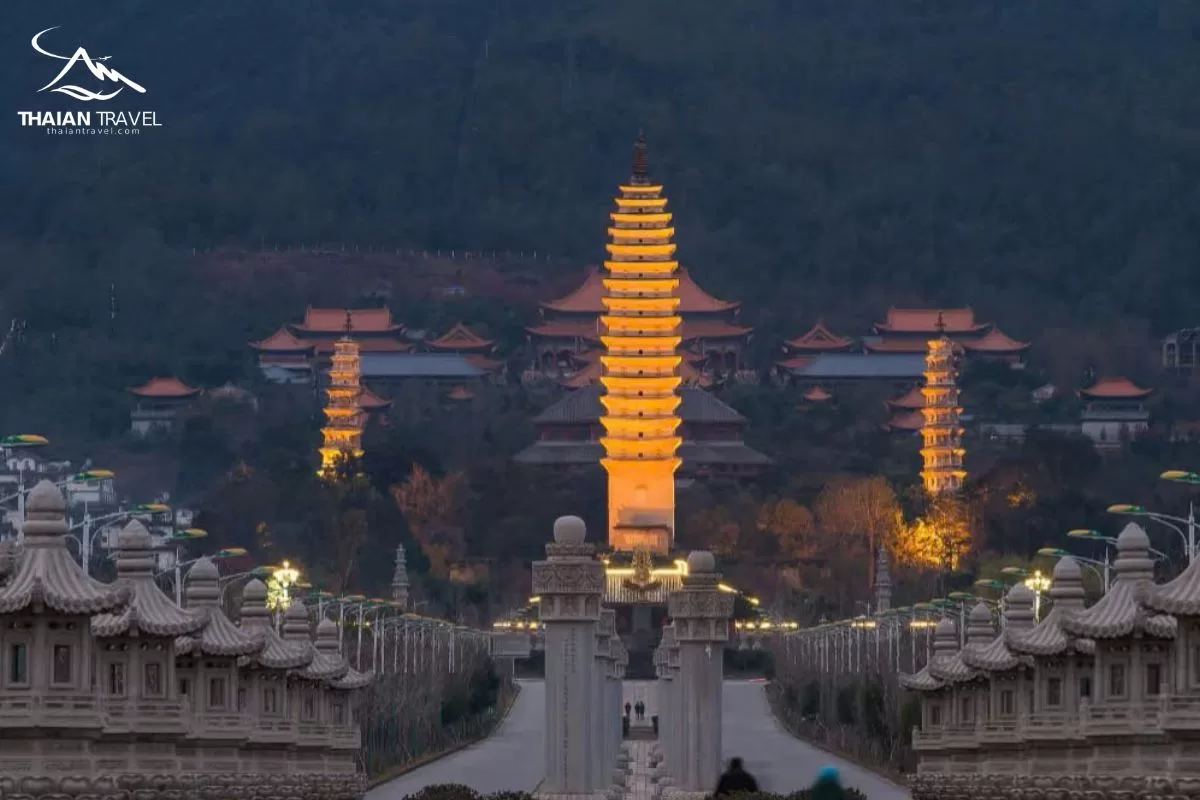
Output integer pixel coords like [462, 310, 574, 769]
[1000, 567, 1052, 620]
[266, 561, 301, 612]
[67, 501, 169, 578]
[1037, 547, 1110, 588]
[1107, 501, 1195, 564]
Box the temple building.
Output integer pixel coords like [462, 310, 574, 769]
[250, 307, 410, 383]
[513, 385, 770, 479]
[128, 377, 201, 436]
[1079, 377, 1152, 448]
[782, 320, 855, 355]
[424, 322, 504, 372]
[884, 384, 925, 432]
[318, 324, 367, 475]
[920, 324, 966, 495]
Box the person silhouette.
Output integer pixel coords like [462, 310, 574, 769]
[624, 702, 632, 718]
[714, 757, 758, 796]
[809, 765, 845, 800]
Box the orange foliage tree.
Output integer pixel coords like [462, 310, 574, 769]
[813, 476, 902, 586]
[756, 497, 818, 560]
[895, 493, 974, 570]
[391, 465, 466, 577]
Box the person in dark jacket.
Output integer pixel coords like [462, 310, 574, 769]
[809, 765, 845, 800]
[624, 702, 632, 718]
[714, 757, 759, 796]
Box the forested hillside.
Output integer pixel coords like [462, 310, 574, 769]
[5, 0, 1200, 329]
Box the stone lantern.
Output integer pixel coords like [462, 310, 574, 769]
[91, 519, 205, 771]
[1062, 522, 1176, 775]
[282, 602, 347, 778]
[318, 617, 372, 780]
[0, 480, 127, 780]
[960, 582, 1035, 774]
[901, 616, 959, 790]
[1142, 524, 1200, 771]
[1006, 556, 1095, 776]
[236, 577, 312, 774]
[175, 556, 263, 773]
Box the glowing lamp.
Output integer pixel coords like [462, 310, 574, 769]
[1067, 529, 1106, 539]
[1107, 504, 1146, 514]
[214, 547, 247, 558]
[1037, 547, 1071, 558]
[1, 434, 49, 447]
[999, 566, 1028, 576]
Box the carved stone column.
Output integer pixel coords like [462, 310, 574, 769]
[593, 608, 615, 789]
[532, 516, 604, 796]
[667, 551, 734, 794]
[656, 624, 681, 786]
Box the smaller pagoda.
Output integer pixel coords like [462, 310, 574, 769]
[319, 315, 367, 476]
[920, 318, 966, 495]
[128, 377, 201, 436]
[1079, 377, 1152, 448]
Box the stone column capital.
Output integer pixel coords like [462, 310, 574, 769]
[532, 516, 604, 624]
[668, 552, 734, 643]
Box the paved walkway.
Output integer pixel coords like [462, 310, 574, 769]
[365, 680, 545, 799]
[368, 679, 910, 799]
[722, 681, 910, 799]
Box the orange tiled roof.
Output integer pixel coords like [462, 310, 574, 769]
[863, 338, 930, 354]
[681, 319, 752, 340]
[887, 386, 926, 410]
[560, 361, 603, 389]
[128, 377, 200, 398]
[1079, 377, 1153, 400]
[885, 410, 925, 431]
[541, 267, 739, 314]
[526, 321, 602, 341]
[427, 322, 493, 351]
[446, 385, 475, 401]
[463, 354, 504, 371]
[311, 338, 411, 355]
[775, 356, 815, 371]
[786, 320, 854, 352]
[803, 386, 833, 402]
[963, 328, 1030, 353]
[249, 327, 313, 352]
[295, 307, 401, 333]
[874, 308, 988, 334]
[359, 387, 392, 410]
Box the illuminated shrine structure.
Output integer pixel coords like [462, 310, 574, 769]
[318, 317, 367, 475]
[920, 316, 966, 496]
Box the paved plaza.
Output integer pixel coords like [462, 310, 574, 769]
[368, 680, 911, 799]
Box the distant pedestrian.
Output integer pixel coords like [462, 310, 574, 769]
[635, 701, 645, 720]
[809, 765, 845, 800]
[714, 757, 758, 796]
[624, 702, 632, 718]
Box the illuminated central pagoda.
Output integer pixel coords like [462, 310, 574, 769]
[318, 314, 366, 476]
[599, 133, 683, 555]
[919, 315, 966, 495]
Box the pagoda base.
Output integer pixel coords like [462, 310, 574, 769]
[610, 524, 671, 554]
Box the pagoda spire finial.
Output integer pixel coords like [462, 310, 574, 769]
[343, 310, 353, 336]
[935, 311, 946, 335]
[631, 130, 650, 184]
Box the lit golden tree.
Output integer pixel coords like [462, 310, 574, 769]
[392, 465, 465, 577]
[895, 494, 974, 570]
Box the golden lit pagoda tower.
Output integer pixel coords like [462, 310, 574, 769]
[599, 133, 683, 554]
[318, 314, 366, 476]
[919, 315, 966, 495]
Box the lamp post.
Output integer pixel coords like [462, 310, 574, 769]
[0, 434, 50, 541]
[1037, 547, 1110, 589]
[1107, 499, 1194, 564]
[995, 567, 1052, 620]
[66, 501, 168, 578]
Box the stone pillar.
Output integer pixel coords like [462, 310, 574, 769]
[532, 515, 605, 796]
[391, 544, 410, 609]
[656, 624, 681, 785]
[667, 551, 734, 794]
[594, 608, 616, 790]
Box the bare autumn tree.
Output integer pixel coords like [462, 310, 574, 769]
[814, 475, 902, 588]
[392, 465, 466, 576]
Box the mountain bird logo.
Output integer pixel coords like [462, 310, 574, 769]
[31, 27, 146, 102]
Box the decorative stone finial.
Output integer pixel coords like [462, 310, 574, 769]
[281, 600, 312, 642]
[239, 578, 271, 627]
[184, 557, 221, 607]
[115, 519, 155, 578]
[553, 515, 587, 545]
[686, 550, 715, 575]
[1049, 556, 1087, 609]
[965, 601, 994, 644]
[631, 131, 649, 183]
[932, 617, 958, 654]
[1003, 582, 1036, 631]
[1114, 522, 1155, 582]
[23, 480, 67, 541]
[315, 617, 340, 654]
